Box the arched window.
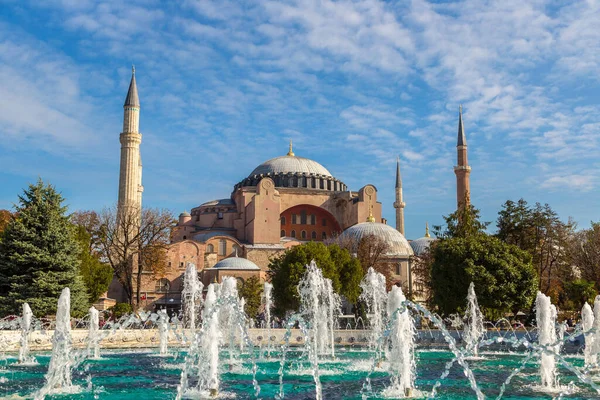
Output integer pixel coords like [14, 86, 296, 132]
[300, 210, 307, 224]
[311, 231, 317, 240]
[207, 244, 214, 253]
[155, 278, 170, 293]
[281, 230, 286, 237]
[281, 216, 286, 225]
[301, 230, 307, 239]
[291, 230, 296, 238]
[310, 214, 316, 225]
[183, 235, 187, 240]
[218, 239, 227, 256]
[322, 232, 327, 240]
[232, 244, 241, 256]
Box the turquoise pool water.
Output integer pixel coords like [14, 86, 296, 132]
[0, 348, 596, 399]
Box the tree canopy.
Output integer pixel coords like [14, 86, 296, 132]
[238, 276, 263, 321]
[430, 234, 538, 319]
[73, 225, 113, 304]
[268, 241, 362, 317]
[0, 180, 88, 317]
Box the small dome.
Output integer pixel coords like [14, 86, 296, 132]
[213, 256, 260, 270]
[410, 237, 435, 256]
[340, 222, 414, 257]
[250, 155, 332, 177]
[179, 211, 191, 217]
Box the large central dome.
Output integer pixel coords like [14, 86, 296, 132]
[233, 142, 347, 192]
[250, 155, 332, 177]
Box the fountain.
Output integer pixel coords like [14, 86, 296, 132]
[359, 267, 387, 354]
[536, 291, 559, 390]
[383, 285, 417, 398]
[182, 262, 203, 332]
[36, 287, 79, 399]
[298, 260, 339, 358]
[158, 309, 169, 356]
[263, 281, 274, 356]
[463, 282, 485, 357]
[582, 302, 595, 367]
[87, 306, 100, 359]
[18, 303, 33, 364]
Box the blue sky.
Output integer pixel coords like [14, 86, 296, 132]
[1, 0, 599, 240]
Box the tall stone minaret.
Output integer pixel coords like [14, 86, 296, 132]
[454, 105, 471, 209]
[393, 157, 406, 236]
[118, 66, 143, 215]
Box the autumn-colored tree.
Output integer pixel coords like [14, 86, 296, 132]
[96, 206, 174, 307]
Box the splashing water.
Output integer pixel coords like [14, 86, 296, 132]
[383, 285, 417, 398]
[87, 306, 100, 359]
[263, 281, 274, 356]
[18, 303, 33, 364]
[463, 282, 485, 357]
[36, 287, 79, 399]
[536, 291, 558, 390]
[182, 263, 203, 332]
[359, 267, 387, 355]
[158, 309, 169, 356]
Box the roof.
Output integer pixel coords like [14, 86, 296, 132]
[192, 231, 238, 242]
[179, 211, 191, 217]
[212, 256, 260, 270]
[249, 155, 332, 177]
[340, 222, 414, 257]
[124, 66, 140, 107]
[410, 236, 435, 256]
[200, 198, 235, 207]
[457, 105, 466, 146]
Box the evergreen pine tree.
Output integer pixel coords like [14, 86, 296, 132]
[0, 179, 88, 317]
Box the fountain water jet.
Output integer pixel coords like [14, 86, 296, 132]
[87, 306, 100, 359]
[383, 285, 417, 398]
[359, 267, 387, 355]
[18, 303, 33, 364]
[182, 263, 203, 332]
[158, 309, 169, 356]
[36, 287, 79, 399]
[536, 291, 559, 390]
[463, 282, 485, 357]
[263, 281, 273, 357]
[582, 303, 595, 367]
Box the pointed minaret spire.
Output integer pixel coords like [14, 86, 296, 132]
[454, 105, 471, 210]
[457, 104, 466, 146]
[425, 222, 430, 238]
[393, 156, 406, 236]
[124, 65, 140, 108]
[287, 139, 295, 156]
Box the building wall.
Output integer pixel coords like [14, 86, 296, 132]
[280, 204, 340, 240]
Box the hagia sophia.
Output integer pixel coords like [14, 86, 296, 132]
[106, 69, 470, 312]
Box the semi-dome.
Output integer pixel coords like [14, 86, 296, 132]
[213, 256, 260, 270]
[340, 222, 414, 257]
[410, 224, 435, 256]
[250, 155, 332, 177]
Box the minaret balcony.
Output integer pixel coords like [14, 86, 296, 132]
[393, 201, 406, 209]
[453, 165, 471, 172]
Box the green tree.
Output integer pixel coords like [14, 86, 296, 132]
[0, 180, 88, 317]
[430, 234, 537, 319]
[268, 242, 362, 317]
[74, 225, 113, 304]
[569, 222, 600, 289]
[562, 279, 597, 310]
[496, 199, 575, 294]
[434, 204, 490, 239]
[238, 276, 263, 321]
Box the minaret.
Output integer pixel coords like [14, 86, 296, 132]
[454, 105, 471, 209]
[118, 66, 143, 215]
[393, 157, 406, 235]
